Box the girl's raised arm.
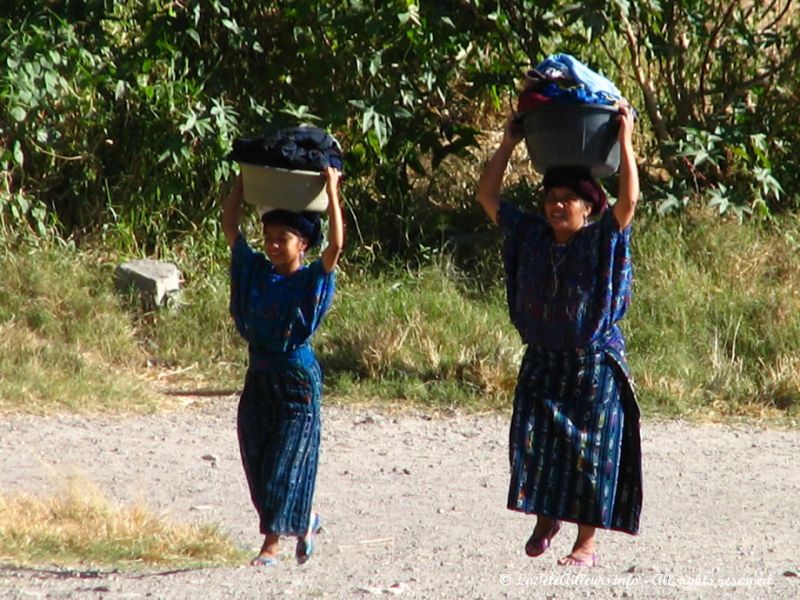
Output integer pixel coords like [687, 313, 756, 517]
[321, 167, 344, 273]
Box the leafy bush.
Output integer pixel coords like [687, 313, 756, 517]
[1, 1, 510, 256]
[1, 3, 240, 249]
[3, 1, 799, 255]
[603, 0, 800, 216]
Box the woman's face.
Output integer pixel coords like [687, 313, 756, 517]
[263, 224, 308, 272]
[543, 186, 592, 242]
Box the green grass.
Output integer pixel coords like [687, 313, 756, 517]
[2, 211, 799, 423]
[140, 258, 247, 391]
[626, 210, 800, 421]
[316, 261, 520, 411]
[0, 243, 165, 414]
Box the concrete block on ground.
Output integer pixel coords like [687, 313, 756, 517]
[114, 259, 181, 308]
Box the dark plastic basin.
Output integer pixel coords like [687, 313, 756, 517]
[520, 104, 621, 178]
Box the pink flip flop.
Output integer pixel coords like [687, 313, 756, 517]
[557, 553, 599, 567]
[525, 519, 561, 557]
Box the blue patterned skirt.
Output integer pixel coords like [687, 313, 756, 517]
[237, 345, 322, 536]
[507, 342, 642, 534]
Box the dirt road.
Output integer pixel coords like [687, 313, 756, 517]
[1, 399, 798, 599]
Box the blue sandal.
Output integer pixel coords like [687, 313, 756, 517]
[295, 512, 322, 565]
[250, 555, 279, 567]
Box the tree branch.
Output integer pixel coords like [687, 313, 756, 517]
[598, 35, 624, 76]
[761, 0, 793, 33]
[665, 2, 693, 124]
[615, 9, 677, 174]
[714, 40, 800, 108]
[699, 0, 738, 114]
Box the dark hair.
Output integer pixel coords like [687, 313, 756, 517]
[260, 210, 323, 247]
[542, 166, 607, 215]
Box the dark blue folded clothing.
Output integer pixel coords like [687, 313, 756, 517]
[227, 126, 343, 172]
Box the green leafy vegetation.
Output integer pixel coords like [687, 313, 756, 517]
[3, 2, 798, 253]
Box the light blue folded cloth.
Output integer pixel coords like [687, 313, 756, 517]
[534, 53, 622, 102]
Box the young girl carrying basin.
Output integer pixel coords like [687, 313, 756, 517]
[222, 165, 343, 567]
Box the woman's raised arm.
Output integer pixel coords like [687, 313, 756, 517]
[612, 104, 639, 230]
[477, 116, 524, 225]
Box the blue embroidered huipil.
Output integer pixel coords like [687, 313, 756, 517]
[230, 233, 335, 360]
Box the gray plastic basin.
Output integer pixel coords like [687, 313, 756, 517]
[521, 104, 621, 178]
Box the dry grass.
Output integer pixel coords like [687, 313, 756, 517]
[0, 478, 246, 568]
[762, 354, 800, 410]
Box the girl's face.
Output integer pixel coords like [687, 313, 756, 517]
[263, 224, 308, 274]
[543, 186, 592, 242]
